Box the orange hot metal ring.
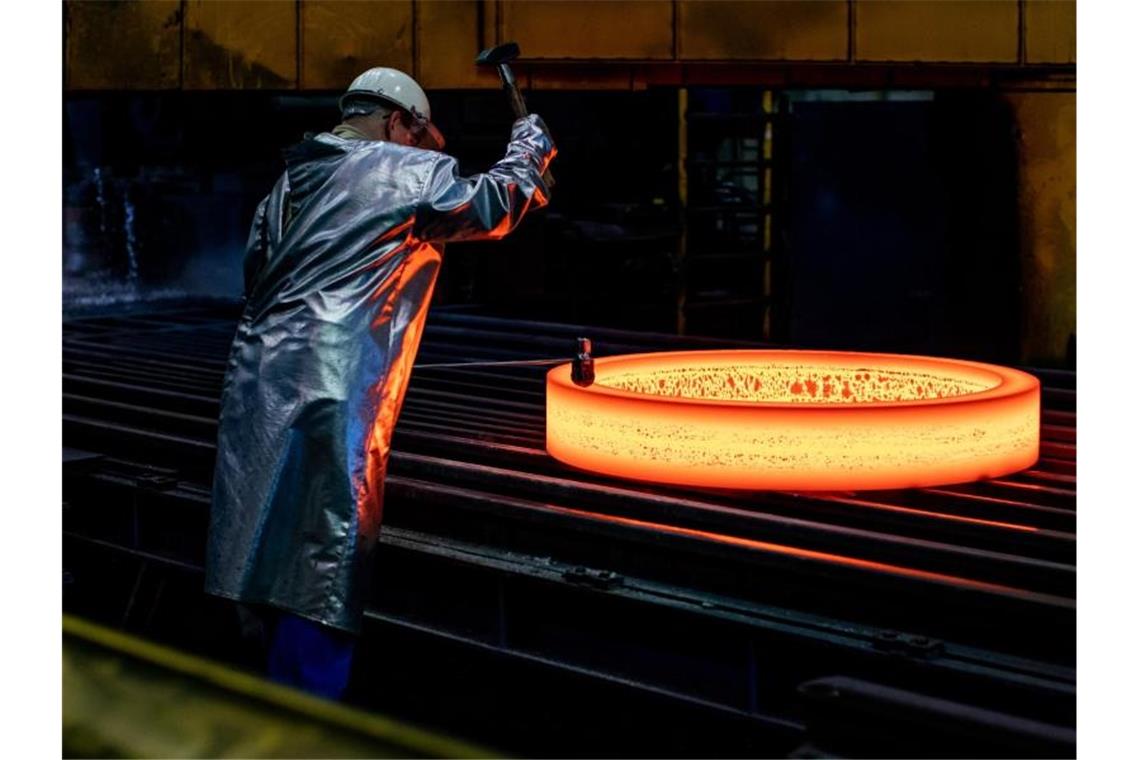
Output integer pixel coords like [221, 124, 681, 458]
[546, 350, 1040, 491]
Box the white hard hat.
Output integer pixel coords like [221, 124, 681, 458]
[340, 67, 444, 150]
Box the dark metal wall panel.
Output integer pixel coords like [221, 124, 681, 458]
[300, 0, 413, 90]
[498, 0, 674, 60]
[414, 0, 499, 89]
[528, 65, 635, 91]
[1025, 0, 1077, 64]
[677, 0, 848, 62]
[64, 0, 1073, 91]
[854, 0, 1020, 63]
[1005, 89, 1077, 365]
[65, 0, 183, 90]
[182, 0, 298, 90]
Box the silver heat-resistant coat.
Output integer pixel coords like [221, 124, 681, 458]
[206, 115, 556, 632]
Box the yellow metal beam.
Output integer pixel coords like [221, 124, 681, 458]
[676, 87, 688, 336]
[63, 615, 495, 759]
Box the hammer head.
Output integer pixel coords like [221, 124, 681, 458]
[476, 41, 520, 66]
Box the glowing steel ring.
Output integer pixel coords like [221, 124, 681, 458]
[546, 350, 1040, 491]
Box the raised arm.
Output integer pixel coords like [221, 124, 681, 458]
[413, 114, 556, 243]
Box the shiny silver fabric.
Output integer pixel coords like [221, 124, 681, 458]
[206, 115, 556, 633]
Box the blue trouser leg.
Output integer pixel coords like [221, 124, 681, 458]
[266, 613, 357, 700]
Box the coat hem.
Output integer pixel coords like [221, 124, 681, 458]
[204, 586, 362, 636]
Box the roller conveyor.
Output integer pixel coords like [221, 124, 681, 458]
[62, 301, 1076, 757]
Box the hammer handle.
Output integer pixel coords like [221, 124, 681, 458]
[503, 80, 555, 189]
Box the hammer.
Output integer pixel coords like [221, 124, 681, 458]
[476, 41, 555, 189]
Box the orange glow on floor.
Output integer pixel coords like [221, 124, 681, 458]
[552, 503, 1049, 599]
[546, 350, 1040, 491]
[822, 496, 1038, 532]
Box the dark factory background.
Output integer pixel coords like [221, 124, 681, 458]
[64, 87, 1066, 365]
[62, 0, 1076, 368]
[60, 2, 1078, 758]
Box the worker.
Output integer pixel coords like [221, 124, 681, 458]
[204, 67, 556, 700]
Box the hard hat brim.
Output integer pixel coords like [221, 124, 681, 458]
[339, 89, 445, 151]
[339, 89, 407, 116]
